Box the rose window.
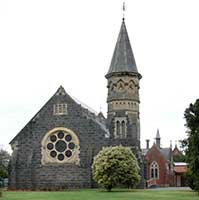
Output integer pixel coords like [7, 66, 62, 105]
[41, 127, 80, 165]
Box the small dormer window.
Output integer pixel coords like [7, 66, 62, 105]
[53, 104, 67, 115]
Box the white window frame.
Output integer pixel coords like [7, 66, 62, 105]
[53, 103, 68, 115]
[150, 161, 159, 180]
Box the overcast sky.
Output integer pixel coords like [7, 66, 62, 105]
[1, 0, 199, 152]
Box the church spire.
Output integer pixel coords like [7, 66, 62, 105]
[155, 129, 161, 148]
[105, 12, 142, 148]
[106, 19, 140, 78]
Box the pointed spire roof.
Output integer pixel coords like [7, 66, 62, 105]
[106, 19, 139, 78]
[156, 129, 160, 139]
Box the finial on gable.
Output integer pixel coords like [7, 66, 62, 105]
[170, 140, 172, 149]
[122, 2, 126, 21]
[175, 140, 177, 148]
[56, 85, 66, 96]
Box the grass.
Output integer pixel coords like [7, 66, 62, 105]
[1, 189, 199, 200]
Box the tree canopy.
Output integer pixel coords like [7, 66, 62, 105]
[92, 146, 140, 191]
[0, 148, 10, 178]
[184, 99, 199, 190]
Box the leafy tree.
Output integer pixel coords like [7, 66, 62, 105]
[179, 139, 188, 154]
[0, 166, 7, 179]
[173, 154, 186, 162]
[92, 146, 140, 191]
[171, 140, 186, 162]
[0, 149, 10, 179]
[184, 99, 199, 191]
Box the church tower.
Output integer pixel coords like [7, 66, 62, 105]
[105, 18, 142, 151]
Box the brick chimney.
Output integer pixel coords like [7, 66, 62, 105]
[146, 139, 150, 149]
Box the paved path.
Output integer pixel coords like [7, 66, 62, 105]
[148, 187, 191, 190]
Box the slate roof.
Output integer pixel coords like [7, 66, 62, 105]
[60, 88, 109, 137]
[106, 19, 139, 77]
[160, 148, 171, 161]
[142, 147, 171, 161]
[73, 99, 109, 137]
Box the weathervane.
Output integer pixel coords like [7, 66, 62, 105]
[122, 2, 126, 21]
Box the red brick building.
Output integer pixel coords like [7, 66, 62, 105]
[173, 162, 187, 187]
[142, 130, 187, 188]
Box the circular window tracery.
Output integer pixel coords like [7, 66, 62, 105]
[58, 154, 64, 161]
[42, 127, 80, 165]
[50, 135, 57, 142]
[65, 134, 72, 142]
[58, 131, 64, 139]
[47, 143, 54, 150]
[50, 150, 57, 158]
[68, 142, 75, 149]
[55, 140, 67, 152]
[65, 150, 72, 157]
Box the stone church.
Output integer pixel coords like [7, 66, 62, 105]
[8, 18, 143, 190]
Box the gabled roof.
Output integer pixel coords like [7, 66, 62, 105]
[9, 86, 73, 145]
[10, 86, 109, 145]
[142, 144, 171, 161]
[106, 19, 139, 78]
[173, 145, 183, 157]
[160, 148, 171, 161]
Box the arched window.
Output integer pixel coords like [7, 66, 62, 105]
[121, 120, 126, 137]
[150, 161, 159, 179]
[114, 117, 127, 139]
[116, 121, 120, 137]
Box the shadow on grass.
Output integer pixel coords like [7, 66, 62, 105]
[97, 188, 137, 193]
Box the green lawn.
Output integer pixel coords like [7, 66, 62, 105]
[1, 189, 199, 200]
